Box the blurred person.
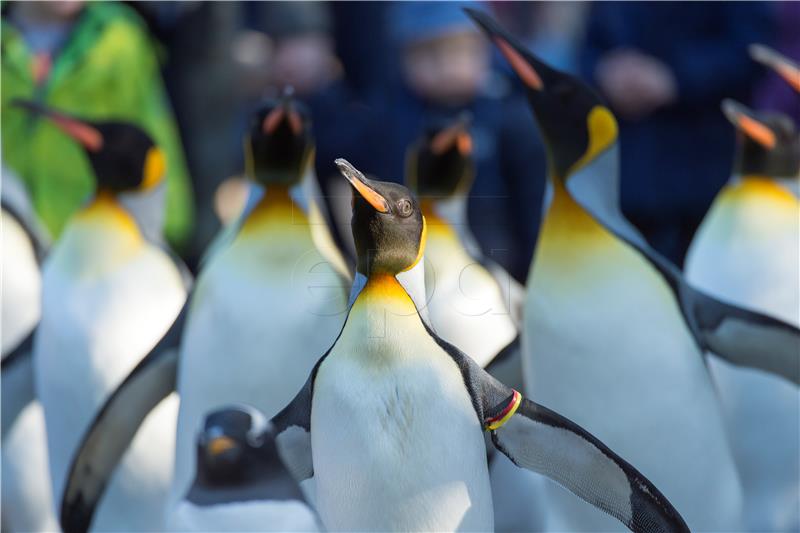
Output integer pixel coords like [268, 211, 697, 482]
[581, 1, 773, 266]
[1, 0, 194, 250]
[369, 1, 547, 281]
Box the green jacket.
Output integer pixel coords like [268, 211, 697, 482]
[1, 2, 194, 249]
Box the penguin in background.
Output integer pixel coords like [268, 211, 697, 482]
[467, 9, 800, 533]
[169, 93, 351, 512]
[685, 90, 800, 530]
[405, 116, 544, 532]
[166, 405, 320, 532]
[750, 44, 800, 93]
[59, 159, 690, 533]
[1, 167, 58, 533]
[14, 100, 189, 532]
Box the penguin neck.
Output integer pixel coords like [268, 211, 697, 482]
[239, 184, 308, 238]
[725, 174, 800, 203]
[542, 177, 606, 239]
[421, 200, 458, 239]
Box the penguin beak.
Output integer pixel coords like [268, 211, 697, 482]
[207, 435, 238, 457]
[335, 158, 390, 213]
[722, 99, 776, 150]
[431, 113, 474, 156]
[464, 8, 544, 91]
[262, 88, 303, 136]
[750, 44, 800, 93]
[12, 99, 103, 152]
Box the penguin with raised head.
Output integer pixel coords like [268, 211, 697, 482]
[170, 94, 350, 510]
[166, 405, 320, 532]
[1, 168, 57, 533]
[467, 9, 800, 532]
[406, 117, 543, 531]
[267, 158, 688, 533]
[686, 98, 800, 531]
[14, 100, 188, 532]
[750, 44, 800, 92]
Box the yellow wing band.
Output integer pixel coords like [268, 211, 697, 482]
[485, 389, 522, 431]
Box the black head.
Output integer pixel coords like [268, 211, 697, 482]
[196, 406, 267, 486]
[466, 9, 617, 181]
[406, 113, 474, 199]
[246, 89, 314, 187]
[722, 100, 800, 178]
[336, 159, 425, 276]
[13, 100, 164, 194]
[750, 44, 800, 93]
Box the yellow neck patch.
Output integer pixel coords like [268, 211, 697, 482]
[74, 191, 142, 244]
[239, 185, 308, 237]
[567, 106, 618, 178]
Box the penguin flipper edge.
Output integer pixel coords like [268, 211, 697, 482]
[686, 288, 800, 385]
[60, 304, 188, 533]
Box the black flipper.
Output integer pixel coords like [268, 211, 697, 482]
[424, 320, 689, 533]
[270, 370, 316, 483]
[60, 303, 188, 533]
[1, 329, 36, 435]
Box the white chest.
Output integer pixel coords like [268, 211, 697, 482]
[311, 302, 493, 531]
[1, 210, 41, 354]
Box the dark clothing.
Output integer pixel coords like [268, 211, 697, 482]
[581, 1, 774, 265]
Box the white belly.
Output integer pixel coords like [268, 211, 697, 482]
[525, 233, 743, 532]
[166, 500, 319, 532]
[686, 190, 800, 531]
[172, 234, 348, 505]
[424, 232, 517, 367]
[34, 237, 186, 530]
[1, 210, 41, 354]
[312, 299, 493, 532]
[1, 401, 58, 533]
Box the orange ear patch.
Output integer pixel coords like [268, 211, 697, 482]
[494, 37, 543, 90]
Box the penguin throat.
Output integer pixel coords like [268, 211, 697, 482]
[541, 180, 607, 241]
[729, 175, 800, 204]
[353, 273, 418, 317]
[421, 201, 457, 240]
[240, 185, 307, 236]
[74, 190, 142, 244]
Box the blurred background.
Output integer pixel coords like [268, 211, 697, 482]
[2, 0, 797, 280]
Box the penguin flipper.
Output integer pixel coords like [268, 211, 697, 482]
[60, 304, 187, 533]
[271, 375, 315, 483]
[487, 394, 689, 533]
[686, 288, 800, 385]
[1, 328, 36, 435]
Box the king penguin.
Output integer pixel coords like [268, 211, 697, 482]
[170, 94, 351, 510]
[1, 168, 58, 533]
[467, 9, 800, 532]
[686, 96, 800, 531]
[264, 158, 688, 533]
[165, 405, 320, 532]
[405, 117, 544, 531]
[405, 114, 520, 369]
[15, 100, 188, 531]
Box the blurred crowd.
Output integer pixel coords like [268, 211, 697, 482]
[2, 1, 796, 277]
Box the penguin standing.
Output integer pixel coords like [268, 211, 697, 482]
[267, 159, 687, 533]
[405, 115, 520, 368]
[16, 101, 188, 531]
[685, 97, 800, 531]
[170, 95, 350, 508]
[1, 169, 57, 533]
[61, 158, 690, 533]
[468, 10, 800, 532]
[405, 117, 544, 531]
[166, 406, 320, 532]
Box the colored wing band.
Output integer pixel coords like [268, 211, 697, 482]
[485, 389, 522, 430]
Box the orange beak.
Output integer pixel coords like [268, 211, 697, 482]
[494, 37, 544, 91]
[722, 99, 776, 150]
[750, 44, 800, 93]
[335, 158, 390, 213]
[431, 115, 474, 156]
[262, 105, 303, 136]
[13, 99, 103, 152]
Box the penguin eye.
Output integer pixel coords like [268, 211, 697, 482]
[397, 198, 413, 218]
